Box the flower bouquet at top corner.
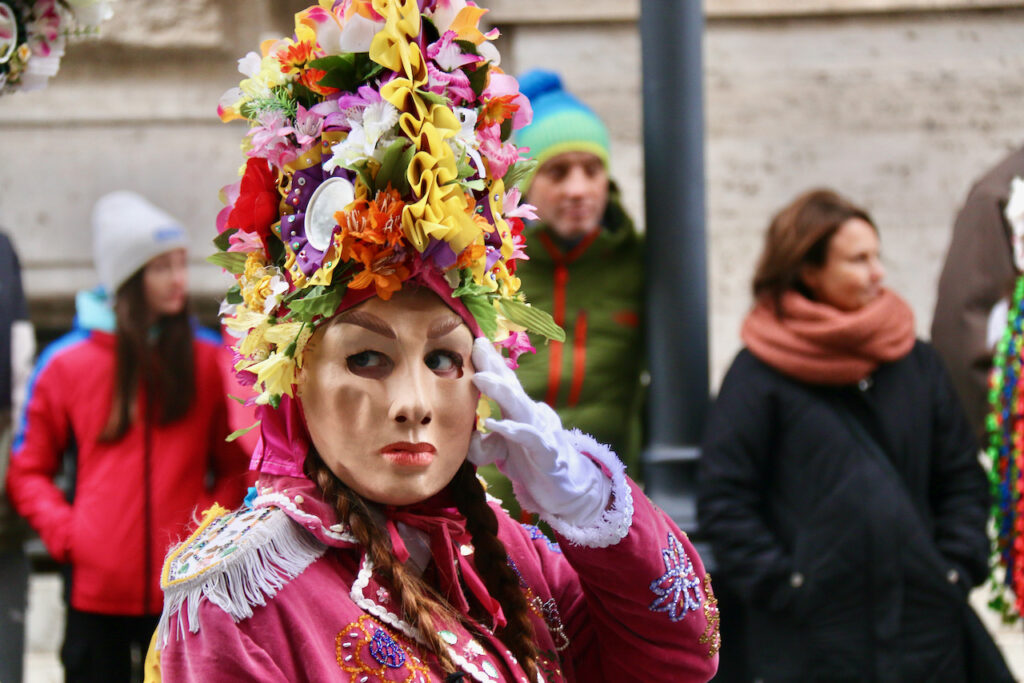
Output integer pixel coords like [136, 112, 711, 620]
[0, 0, 114, 96]
[213, 0, 564, 410]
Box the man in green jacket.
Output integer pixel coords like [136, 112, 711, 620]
[483, 70, 646, 520]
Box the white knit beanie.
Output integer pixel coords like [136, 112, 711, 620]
[91, 191, 189, 294]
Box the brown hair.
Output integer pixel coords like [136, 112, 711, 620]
[100, 268, 195, 441]
[305, 455, 540, 679]
[751, 188, 876, 310]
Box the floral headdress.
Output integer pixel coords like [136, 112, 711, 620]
[0, 0, 113, 96]
[215, 0, 562, 412]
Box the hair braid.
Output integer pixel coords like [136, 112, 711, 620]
[304, 454, 459, 674]
[451, 463, 540, 681]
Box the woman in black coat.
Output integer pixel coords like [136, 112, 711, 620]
[698, 189, 1004, 681]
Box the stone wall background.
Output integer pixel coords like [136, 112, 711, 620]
[1, 0, 1023, 385]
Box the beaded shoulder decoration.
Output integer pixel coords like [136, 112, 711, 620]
[986, 274, 1024, 621]
[156, 504, 327, 646]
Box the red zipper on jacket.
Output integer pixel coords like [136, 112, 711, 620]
[568, 311, 588, 407]
[537, 230, 600, 408]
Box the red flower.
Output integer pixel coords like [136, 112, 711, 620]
[227, 158, 280, 238]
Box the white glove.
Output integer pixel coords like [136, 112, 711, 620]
[469, 338, 612, 526]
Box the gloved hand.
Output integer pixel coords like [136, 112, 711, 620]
[468, 338, 612, 526]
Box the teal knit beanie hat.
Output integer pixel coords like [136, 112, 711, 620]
[516, 70, 610, 191]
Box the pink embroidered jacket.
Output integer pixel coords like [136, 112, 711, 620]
[155, 441, 719, 683]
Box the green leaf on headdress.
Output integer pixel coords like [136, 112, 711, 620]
[500, 117, 513, 141]
[455, 39, 481, 57]
[462, 294, 498, 339]
[226, 420, 260, 443]
[312, 53, 385, 92]
[207, 252, 248, 275]
[502, 159, 537, 190]
[286, 285, 344, 322]
[417, 88, 449, 108]
[451, 274, 493, 298]
[467, 63, 491, 99]
[498, 299, 566, 342]
[376, 139, 413, 195]
[225, 285, 243, 305]
[213, 227, 238, 252]
[350, 160, 376, 195]
[422, 16, 441, 45]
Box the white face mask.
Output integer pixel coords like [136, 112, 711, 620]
[298, 288, 478, 506]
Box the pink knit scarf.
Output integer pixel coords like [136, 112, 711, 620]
[740, 289, 916, 385]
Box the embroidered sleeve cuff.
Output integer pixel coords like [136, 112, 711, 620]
[540, 429, 634, 549]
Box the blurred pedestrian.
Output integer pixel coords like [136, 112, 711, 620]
[5, 191, 248, 682]
[698, 188, 1008, 680]
[482, 69, 646, 520]
[0, 228, 34, 683]
[932, 144, 1024, 441]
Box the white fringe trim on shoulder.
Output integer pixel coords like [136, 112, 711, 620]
[540, 429, 634, 549]
[157, 506, 326, 647]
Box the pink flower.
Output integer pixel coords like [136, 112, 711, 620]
[427, 31, 482, 71]
[495, 331, 536, 370]
[482, 72, 532, 131]
[426, 62, 476, 105]
[503, 187, 537, 221]
[228, 230, 265, 253]
[477, 123, 519, 179]
[247, 110, 298, 167]
[293, 104, 325, 149]
[216, 180, 242, 234]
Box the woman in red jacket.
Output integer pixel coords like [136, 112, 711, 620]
[6, 190, 249, 682]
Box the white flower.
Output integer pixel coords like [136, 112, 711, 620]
[323, 100, 399, 172]
[237, 51, 262, 78]
[449, 107, 484, 177]
[262, 274, 289, 315]
[1006, 176, 1024, 271]
[219, 299, 239, 319]
[430, 0, 468, 33]
[338, 13, 384, 53]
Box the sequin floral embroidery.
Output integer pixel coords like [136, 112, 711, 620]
[699, 574, 721, 658]
[336, 615, 430, 681]
[508, 557, 570, 652]
[649, 532, 703, 621]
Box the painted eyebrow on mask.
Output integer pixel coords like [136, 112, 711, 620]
[427, 316, 463, 340]
[336, 311, 396, 339]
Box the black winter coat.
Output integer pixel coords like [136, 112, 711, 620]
[698, 342, 990, 682]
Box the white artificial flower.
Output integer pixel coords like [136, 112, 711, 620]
[237, 51, 262, 78]
[339, 13, 384, 52]
[262, 275, 289, 315]
[323, 100, 399, 172]
[219, 299, 239, 320]
[430, 0, 468, 33]
[477, 41, 500, 67]
[449, 106, 484, 177]
[1006, 176, 1024, 271]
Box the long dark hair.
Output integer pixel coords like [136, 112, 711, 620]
[305, 455, 540, 679]
[751, 188, 876, 310]
[99, 268, 195, 441]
